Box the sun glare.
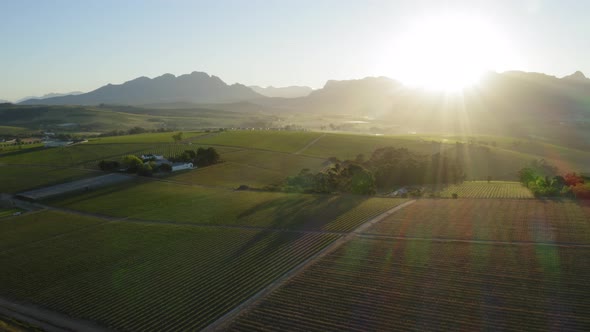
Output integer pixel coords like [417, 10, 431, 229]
[390, 13, 514, 91]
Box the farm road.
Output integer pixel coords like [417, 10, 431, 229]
[204, 199, 417, 331]
[294, 133, 326, 155]
[0, 297, 110, 332]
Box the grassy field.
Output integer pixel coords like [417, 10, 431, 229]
[228, 237, 590, 331]
[364, 199, 590, 244]
[0, 220, 339, 331]
[196, 130, 324, 153]
[0, 165, 96, 193]
[55, 181, 406, 232]
[436, 181, 534, 199]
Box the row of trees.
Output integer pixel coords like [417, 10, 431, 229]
[519, 166, 589, 199]
[99, 127, 173, 137]
[285, 147, 465, 195]
[169, 147, 220, 167]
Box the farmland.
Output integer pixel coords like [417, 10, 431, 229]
[436, 181, 534, 199]
[196, 130, 324, 153]
[0, 217, 339, 331]
[55, 180, 406, 231]
[0, 165, 96, 193]
[364, 199, 590, 244]
[227, 237, 590, 331]
[1, 129, 589, 331]
[87, 131, 206, 144]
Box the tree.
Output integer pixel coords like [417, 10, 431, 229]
[172, 132, 184, 143]
[564, 172, 584, 187]
[122, 155, 143, 172]
[518, 168, 537, 187]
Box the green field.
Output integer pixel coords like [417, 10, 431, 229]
[0, 165, 96, 193]
[196, 130, 324, 153]
[0, 217, 339, 331]
[170, 150, 325, 189]
[301, 133, 448, 159]
[55, 181, 406, 231]
[364, 199, 590, 243]
[437, 181, 534, 198]
[0, 125, 29, 135]
[87, 131, 206, 144]
[228, 237, 590, 331]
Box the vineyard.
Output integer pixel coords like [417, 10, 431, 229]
[196, 130, 324, 153]
[0, 211, 105, 251]
[0, 221, 339, 331]
[437, 181, 534, 199]
[55, 181, 406, 231]
[227, 237, 590, 331]
[364, 199, 590, 244]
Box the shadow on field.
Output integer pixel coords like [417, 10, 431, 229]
[0, 146, 45, 158]
[227, 194, 367, 263]
[237, 194, 367, 230]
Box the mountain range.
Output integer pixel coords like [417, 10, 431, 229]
[20, 72, 263, 106]
[249, 85, 313, 98]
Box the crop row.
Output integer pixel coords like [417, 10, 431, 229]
[56, 180, 407, 232]
[365, 199, 590, 244]
[228, 237, 590, 331]
[0, 222, 339, 331]
[437, 181, 534, 199]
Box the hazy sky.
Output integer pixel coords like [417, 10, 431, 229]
[1, 0, 589, 100]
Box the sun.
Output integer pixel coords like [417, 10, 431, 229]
[389, 13, 514, 91]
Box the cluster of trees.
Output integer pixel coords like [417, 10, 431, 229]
[519, 165, 589, 199]
[286, 147, 464, 195]
[99, 127, 173, 137]
[170, 147, 220, 167]
[286, 163, 376, 195]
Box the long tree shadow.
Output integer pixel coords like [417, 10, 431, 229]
[226, 194, 368, 263]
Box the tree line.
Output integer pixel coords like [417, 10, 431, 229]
[519, 161, 589, 199]
[284, 147, 465, 195]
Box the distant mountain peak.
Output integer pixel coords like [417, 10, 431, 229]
[19, 71, 264, 105]
[562, 71, 587, 81]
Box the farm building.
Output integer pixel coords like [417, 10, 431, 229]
[172, 162, 194, 172]
[141, 154, 165, 161]
[43, 140, 73, 147]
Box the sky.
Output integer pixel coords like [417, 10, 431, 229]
[1, 0, 589, 101]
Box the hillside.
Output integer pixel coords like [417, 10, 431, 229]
[249, 85, 313, 98]
[20, 72, 264, 105]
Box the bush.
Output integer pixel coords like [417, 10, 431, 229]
[452, 193, 458, 199]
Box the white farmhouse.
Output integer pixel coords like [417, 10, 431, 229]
[172, 162, 194, 172]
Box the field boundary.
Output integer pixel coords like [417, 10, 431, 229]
[294, 133, 326, 155]
[358, 233, 590, 247]
[204, 199, 416, 331]
[0, 298, 109, 332]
